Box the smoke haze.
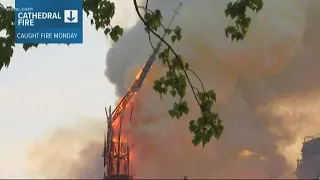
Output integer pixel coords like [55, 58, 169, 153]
[28, 0, 320, 178]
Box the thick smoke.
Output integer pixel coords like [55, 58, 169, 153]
[27, 120, 105, 178]
[106, 0, 320, 178]
[27, 0, 320, 178]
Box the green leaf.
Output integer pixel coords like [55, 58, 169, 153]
[109, 28, 119, 42]
[207, 90, 216, 101]
[179, 100, 189, 114]
[177, 34, 182, 41]
[174, 26, 181, 36]
[154, 9, 162, 20]
[153, 80, 162, 92]
[104, 28, 110, 35]
[189, 120, 197, 132]
[176, 85, 185, 98]
[114, 25, 123, 36]
[160, 76, 165, 82]
[168, 109, 176, 118]
[192, 134, 201, 146]
[170, 89, 176, 97]
[165, 29, 171, 34]
[173, 26, 182, 41]
[214, 122, 224, 139]
[22, 43, 39, 51]
[202, 110, 211, 118]
[185, 63, 189, 70]
[164, 78, 173, 87]
[144, 12, 152, 22]
[171, 35, 176, 43]
[170, 102, 183, 119]
[197, 92, 206, 102]
[224, 0, 263, 42]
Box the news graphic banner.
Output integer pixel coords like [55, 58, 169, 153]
[15, 0, 83, 43]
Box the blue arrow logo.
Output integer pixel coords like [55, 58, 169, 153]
[67, 11, 75, 21]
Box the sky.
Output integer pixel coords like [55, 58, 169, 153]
[0, 0, 137, 177]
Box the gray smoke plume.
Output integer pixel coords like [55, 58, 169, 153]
[27, 0, 320, 178]
[27, 120, 105, 178]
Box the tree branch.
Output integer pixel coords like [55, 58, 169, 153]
[137, 5, 167, 30]
[137, 4, 155, 49]
[133, 0, 201, 106]
[187, 68, 205, 92]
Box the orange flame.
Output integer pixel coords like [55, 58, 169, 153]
[109, 67, 143, 175]
[239, 149, 254, 157]
[135, 68, 143, 80]
[238, 149, 267, 160]
[112, 68, 142, 123]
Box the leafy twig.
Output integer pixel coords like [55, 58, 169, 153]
[133, 0, 201, 106]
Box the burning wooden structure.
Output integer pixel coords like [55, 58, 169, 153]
[103, 106, 133, 179]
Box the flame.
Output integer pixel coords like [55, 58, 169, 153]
[112, 118, 119, 128]
[239, 149, 255, 157]
[135, 68, 143, 80]
[238, 149, 268, 160]
[107, 67, 143, 176]
[112, 68, 142, 124]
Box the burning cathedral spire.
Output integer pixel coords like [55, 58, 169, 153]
[102, 3, 182, 179]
